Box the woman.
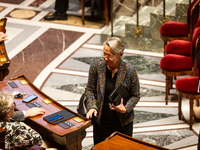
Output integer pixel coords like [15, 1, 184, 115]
[85, 37, 140, 144]
[0, 91, 43, 149]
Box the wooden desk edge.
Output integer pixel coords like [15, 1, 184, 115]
[10, 74, 92, 136]
[92, 131, 170, 150]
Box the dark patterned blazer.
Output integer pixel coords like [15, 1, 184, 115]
[85, 59, 140, 126]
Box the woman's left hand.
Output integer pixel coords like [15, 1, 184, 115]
[109, 98, 126, 113]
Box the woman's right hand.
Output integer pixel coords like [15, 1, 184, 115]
[86, 108, 97, 119]
[0, 32, 8, 42]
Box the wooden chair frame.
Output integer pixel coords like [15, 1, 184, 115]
[81, 0, 109, 25]
[161, 38, 198, 105]
[177, 90, 200, 130]
[161, 0, 200, 55]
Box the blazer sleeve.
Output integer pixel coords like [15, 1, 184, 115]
[125, 64, 140, 114]
[85, 61, 98, 111]
[11, 111, 26, 122]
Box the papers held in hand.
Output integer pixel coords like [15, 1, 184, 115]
[108, 84, 131, 106]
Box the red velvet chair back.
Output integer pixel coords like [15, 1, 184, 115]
[187, 0, 200, 40]
[187, 0, 198, 25]
[197, 29, 200, 76]
[194, 15, 200, 29]
[190, 27, 200, 66]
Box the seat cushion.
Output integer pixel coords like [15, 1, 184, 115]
[160, 54, 193, 71]
[160, 22, 189, 36]
[175, 76, 199, 94]
[165, 40, 191, 56]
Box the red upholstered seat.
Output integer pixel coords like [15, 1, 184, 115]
[165, 40, 191, 56]
[175, 76, 199, 94]
[160, 22, 189, 37]
[165, 23, 200, 56]
[160, 54, 193, 71]
[175, 76, 200, 130]
[160, 27, 200, 105]
[160, 0, 198, 37]
[160, 0, 200, 55]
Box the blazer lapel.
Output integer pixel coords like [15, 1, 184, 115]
[98, 60, 106, 97]
[115, 59, 126, 87]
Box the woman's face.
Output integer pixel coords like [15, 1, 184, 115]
[103, 45, 123, 68]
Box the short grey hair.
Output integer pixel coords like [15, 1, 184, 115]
[0, 91, 14, 119]
[104, 37, 125, 54]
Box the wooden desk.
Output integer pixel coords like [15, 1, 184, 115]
[91, 131, 170, 150]
[0, 75, 91, 150]
[0, 18, 10, 81]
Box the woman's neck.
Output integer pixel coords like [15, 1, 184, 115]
[107, 62, 120, 78]
[107, 65, 118, 73]
[108, 60, 120, 71]
[3, 115, 10, 122]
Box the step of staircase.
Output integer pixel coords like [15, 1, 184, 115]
[100, 0, 190, 53]
[153, 0, 189, 16]
[101, 16, 131, 43]
[125, 6, 156, 37]
[127, 6, 156, 26]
